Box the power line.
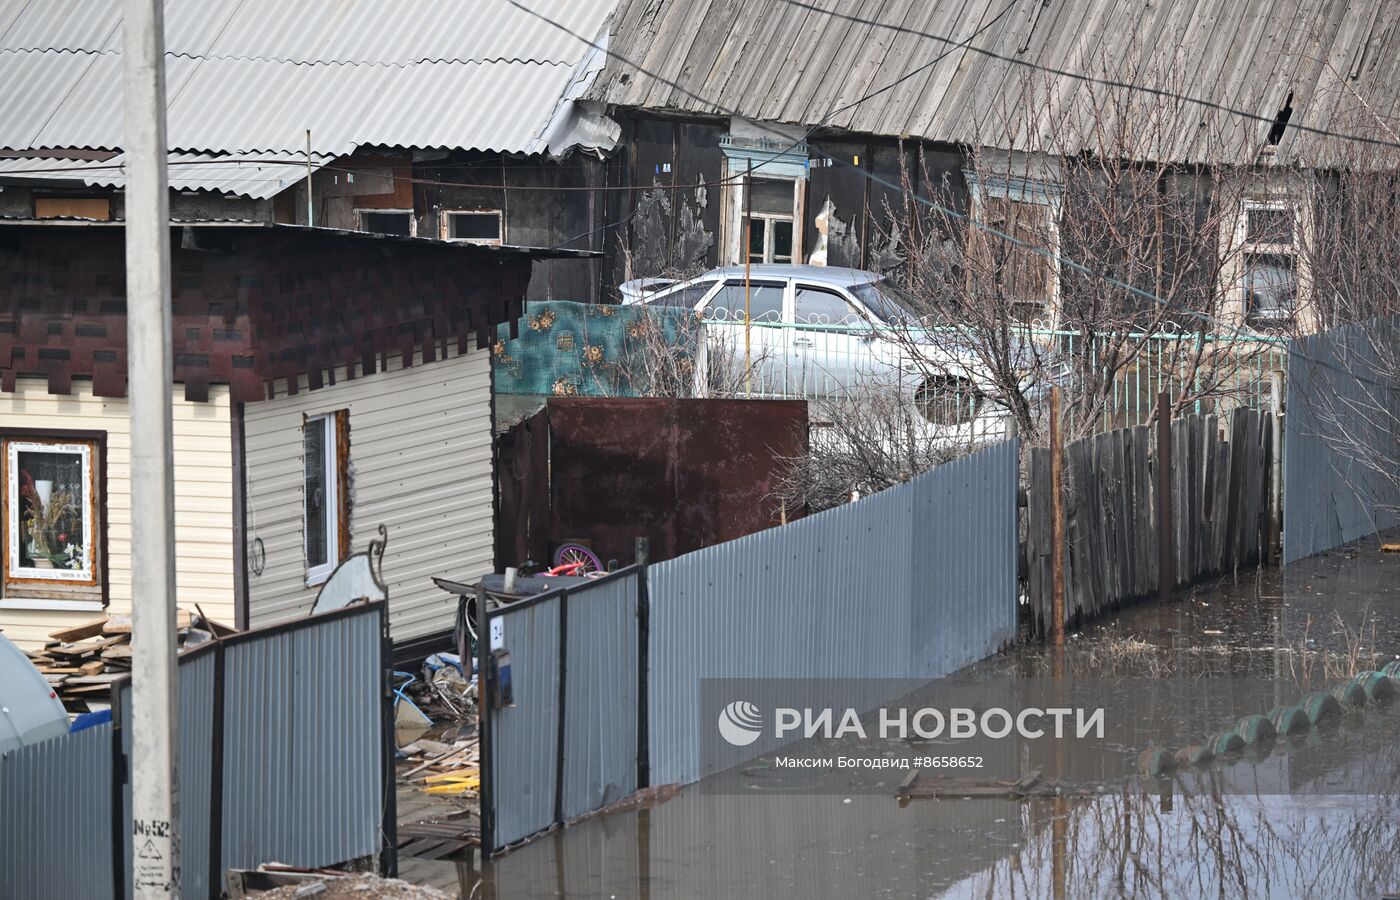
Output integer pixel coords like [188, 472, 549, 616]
[6, 2, 1393, 362]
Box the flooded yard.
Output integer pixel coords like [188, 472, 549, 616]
[412, 534, 1400, 898]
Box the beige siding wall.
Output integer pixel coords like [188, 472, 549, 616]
[0, 378, 235, 649]
[244, 346, 493, 642]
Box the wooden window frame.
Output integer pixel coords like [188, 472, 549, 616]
[354, 208, 416, 237]
[303, 411, 350, 586]
[440, 209, 504, 245]
[0, 429, 107, 606]
[745, 213, 796, 264]
[721, 170, 805, 265]
[33, 195, 113, 221]
[1237, 198, 1303, 328]
[966, 186, 1062, 326]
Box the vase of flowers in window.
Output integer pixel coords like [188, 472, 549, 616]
[22, 478, 73, 570]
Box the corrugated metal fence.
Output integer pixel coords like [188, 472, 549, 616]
[0, 721, 114, 898]
[486, 568, 641, 849]
[0, 602, 391, 899]
[1284, 316, 1400, 563]
[483, 440, 1020, 851]
[646, 439, 1020, 786]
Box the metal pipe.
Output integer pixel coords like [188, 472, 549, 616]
[305, 129, 314, 226]
[743, 164, 753, 398]
[476, 585, 494, 856]
[124, 0, 179, 894]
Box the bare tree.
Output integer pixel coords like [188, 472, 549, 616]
[613, 304, 783, 398]
[770, 388, 979, 511]
[864, 47, 1315, 446]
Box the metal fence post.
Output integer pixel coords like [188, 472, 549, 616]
[554, 589, 569, 830]
[635, 537, 651, 790]
[378, 604, 398, 876]
[1268, 371, 1284, 562]
[110, 689, 127, 899]
[207, 641, 226, 893]
[476, 585, 495, 856]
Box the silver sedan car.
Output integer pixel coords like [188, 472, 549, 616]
[622, 265, 1013, 436]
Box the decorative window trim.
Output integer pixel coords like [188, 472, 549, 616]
[440, 208, 504, 245]
[719, 134, 811, 180]
[1, 431, 106, 605]
[1222, 193, 1315, 333]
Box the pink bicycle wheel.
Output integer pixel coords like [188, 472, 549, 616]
[552, 543, 604, 574]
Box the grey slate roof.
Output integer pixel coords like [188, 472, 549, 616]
[0, 0, 619, 164]
[590, 0, 1400, 167]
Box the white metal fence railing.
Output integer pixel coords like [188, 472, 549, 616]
[696, 317, 1288, 434]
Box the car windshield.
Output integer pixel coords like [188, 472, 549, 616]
[850, 280, 921, 324]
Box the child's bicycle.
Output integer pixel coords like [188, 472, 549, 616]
[546, 542, 605, 577]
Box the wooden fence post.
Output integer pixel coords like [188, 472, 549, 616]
[1050, 387, 1066, 646]
[1268, 371, 1284, 563]
[1156, 391, 1174, 602]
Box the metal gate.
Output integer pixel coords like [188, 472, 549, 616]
[482, 567, 643, 851]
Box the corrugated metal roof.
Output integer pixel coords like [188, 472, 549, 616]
[0, 0, 619, 158]
[1, 0, 600, 64]
[0, 150, 334, 199]
[592, 0, 1400, 167]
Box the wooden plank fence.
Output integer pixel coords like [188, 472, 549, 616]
[1025, 408, 1275, 633]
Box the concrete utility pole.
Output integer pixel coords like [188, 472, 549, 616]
[124, 0, 180, 895]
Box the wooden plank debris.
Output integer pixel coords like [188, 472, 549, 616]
[31, 607, 233, 712]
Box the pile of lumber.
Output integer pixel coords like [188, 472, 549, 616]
[399, 736, 480, 797]
[25, 607, 233, 712]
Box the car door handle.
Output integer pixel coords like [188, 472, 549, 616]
[793, 337, 814, 347]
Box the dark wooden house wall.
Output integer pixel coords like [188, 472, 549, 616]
[410, 151, 607, 303]
[602, 114, 725, 298]
[601, 112, 971, 288]
[804, 138, 967, 273]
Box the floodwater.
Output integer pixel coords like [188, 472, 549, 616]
[424, 534, 1400, 899]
